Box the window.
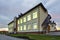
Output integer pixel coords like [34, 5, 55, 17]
[18, 26, 19, 31]
[20, 26, 23, 30]
[23, 17, 26, 22]
[28, 25, 32, 30]
[33, 12, 37, 19]
[23, 25, 26, 30]
[20, 19, 22, 23]
[18, 20, 20, 24]
[27, 15, 31, 21]
[33, 23, 38, 29]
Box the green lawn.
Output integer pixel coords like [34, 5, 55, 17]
[8, 34, 60, 40]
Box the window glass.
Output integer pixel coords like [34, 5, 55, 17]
[28, 25, 32, 30]
[18, 20, 20, 24]
[33, 12, 37, 19]
[20, 26, 23, 30]
[18, 26, 19, 31]
[33, 23, 38, 29]
[27, 15, 31, 21]
[23, 17, 26, 22]
[20, 19, 22, 23]
[24, 25, 26, 30]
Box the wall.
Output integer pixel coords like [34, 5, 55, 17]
[8, 22, 14, 33]
[39, 6, 48, 32]
[49, 24, 56, 31]
[17, 5, 48, 32]
[17, 7, 39, 32]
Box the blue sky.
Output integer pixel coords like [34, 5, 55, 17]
[0, 0, 60, 28]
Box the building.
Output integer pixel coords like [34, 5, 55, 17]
[8, 21, 14, 33]
[49, 21, 56, 32]
[8, 3, 56, 34]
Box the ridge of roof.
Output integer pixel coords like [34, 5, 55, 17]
[8, 3, 47, 25]
[8, 20, 14, 25]
[17, 3, 47, 19]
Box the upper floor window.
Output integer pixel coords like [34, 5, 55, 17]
[20, 19, 22, 23]
[23, 17, 26, 22]
[27, 15, 31, 21]
[33, 12, 37, 19]
[18, 20, 20, 24]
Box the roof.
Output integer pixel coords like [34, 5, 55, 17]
[8, 3, 47, 25]
[17, 3, 47, 19]
[42, 14, 51, 26]
[50, 21, 56, 25]
[8, 20, 14, 25]
[8, 16, 17, 25]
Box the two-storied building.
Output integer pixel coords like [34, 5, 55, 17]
[8, 3, 56, 34]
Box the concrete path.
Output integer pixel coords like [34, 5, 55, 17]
[47, 32, 60, 35]
[0, 34, 28, 40]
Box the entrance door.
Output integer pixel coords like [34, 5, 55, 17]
[47, 25, 50, 33]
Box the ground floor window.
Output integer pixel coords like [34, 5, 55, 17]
[19, 26, 23, 30]
[33, 23, 38, 29]
[18, 26, 19, 31]
[23, 25, 26, 30]
[28, 24, 32, 30]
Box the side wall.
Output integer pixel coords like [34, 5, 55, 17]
[39, 6, 48, 32]
[17, 7, 39, 32]
[49, 24, 56, 31]
[17, 5, 48, 33]
[8, 22, 14, 33]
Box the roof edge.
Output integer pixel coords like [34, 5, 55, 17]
[8, 3, 47, 25]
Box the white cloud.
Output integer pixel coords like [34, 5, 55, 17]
[0, 15, 10, 21]
[0, 0, 60, 28]
[18, 0, 39, 13]
[45, 0, 56, 7]
[0, 28, 8, 31]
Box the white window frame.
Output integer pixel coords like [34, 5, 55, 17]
[27, 15, 31, 21]
[28, 24, 32, 30]
[33, 12, 37, 19]
[18, 20, 20, 24]
[19, 26, 23, 30]
[33, 23, 38, 29]
[23, 25, 26, 30]
[23, 17, 26, 22]
[20, 19, 22, 23]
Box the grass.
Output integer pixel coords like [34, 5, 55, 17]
[7, 34, 60, 40]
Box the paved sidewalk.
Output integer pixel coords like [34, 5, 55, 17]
[47, 32, 60, 35]
[0, 34, 28, 40]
